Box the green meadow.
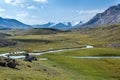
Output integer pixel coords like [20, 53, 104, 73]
[0, 24, 120, 80]
[0, 48, 120, 80]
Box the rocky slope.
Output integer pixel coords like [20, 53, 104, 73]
[82, 4, 120, 27]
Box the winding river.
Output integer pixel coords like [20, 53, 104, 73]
[1, 45, 120, 59]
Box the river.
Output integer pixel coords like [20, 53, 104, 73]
[3, 45, 119, 59]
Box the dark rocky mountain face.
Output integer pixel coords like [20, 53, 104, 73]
[82, 4, 120, 27]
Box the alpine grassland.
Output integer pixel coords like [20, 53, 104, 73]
[0, 24, 120, 80]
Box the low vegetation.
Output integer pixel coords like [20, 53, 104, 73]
[25, 28, 68, 35]
[37, 48, 120, 80]
[0, 39, 16, 47]
[0, 24, 120, 80]
[0, 48, 120, 80]
[79, 24, 120, 47]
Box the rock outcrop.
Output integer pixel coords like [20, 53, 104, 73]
[82, 4, 120, 27]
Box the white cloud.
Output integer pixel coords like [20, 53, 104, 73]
[77, 9, 105, 15]
[76, 9, 106, 23]
[24, 19, 47, 25]
[34, 0, 48, 3]
[5, 0, 47, 9]
[5, 0, 25, 7]
[16, 12, 28, 18]
[27, 5, 37, 10]
[0, 8, 5, 12]
[14, 12, 30, 24]
[5, 0, 13, 4]
[16, 13, 47, 24]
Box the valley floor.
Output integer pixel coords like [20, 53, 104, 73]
[0, 24, 120, 80]
[0, 48, 120, 80]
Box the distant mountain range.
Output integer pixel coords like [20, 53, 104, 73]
[1, 4, 120, 30]
[82, 4, 120, 27]
[32, 21, 83, 30]
[0, 16, 82, 30]
[32, 22, 73, 30]
[0, 17, 31, 30]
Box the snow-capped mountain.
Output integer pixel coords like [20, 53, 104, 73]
[50, 22, 72, 30]
[0, 16, 83, 30]
[32, 22, 73, 30]
[72, 21, 83, 28]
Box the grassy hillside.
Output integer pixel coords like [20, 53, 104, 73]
[25, 28, 68, 35]
[0, 29, 26, 36]
[74, 24, 120, 47]
[38, 48, 120, 80]
[0, 39, 16, 47]
[8, 34, 85, 52]
[0, 48, 120, 80]
[0, 33, 11, 38]
[0, 24, 119, 53]
[0, 33, 16, 48]
[0, 24, 120, 80]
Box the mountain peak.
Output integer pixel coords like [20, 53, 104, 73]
[32, 22, 73, 30]
[82, 4, 120, 27]
[0, 17, 31, 29]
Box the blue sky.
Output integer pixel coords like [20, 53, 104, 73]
[0, 0, 119, 24]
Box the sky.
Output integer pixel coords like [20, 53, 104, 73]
[0, 0, 120, 25]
